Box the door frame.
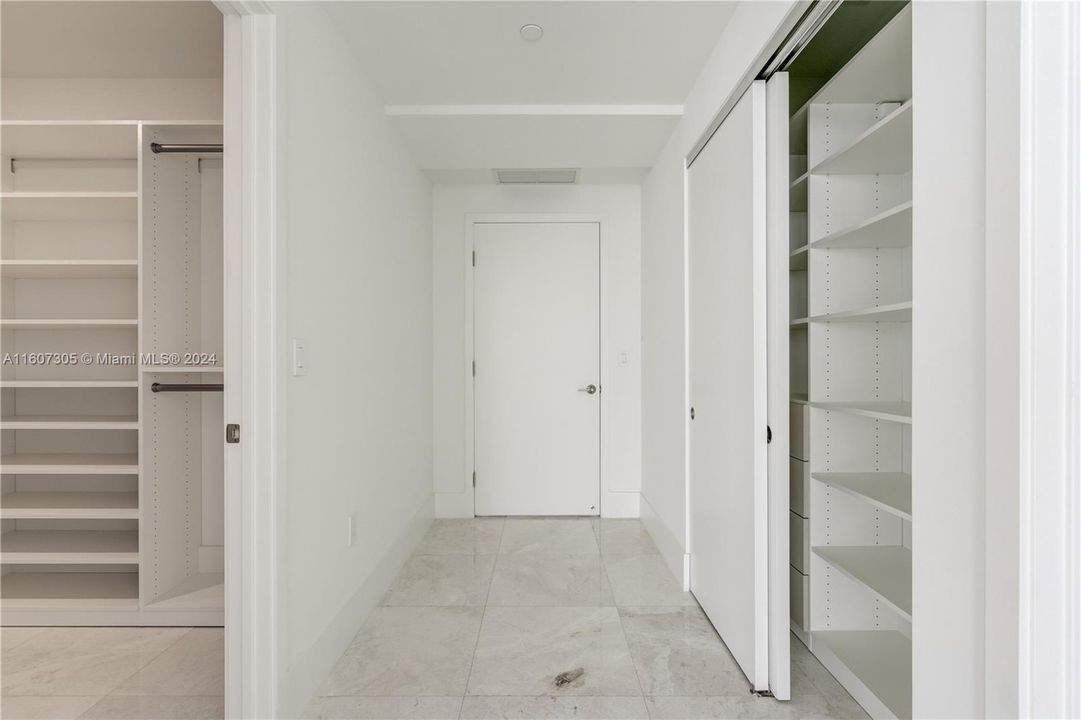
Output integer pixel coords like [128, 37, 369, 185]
[216, 3, 279, 718]
[464, 214, 610, 517]
[1012, 1, 1081, 716]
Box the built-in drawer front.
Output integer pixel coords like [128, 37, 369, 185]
[790, 457, 810, 517]
[790, 511, 810, 574]
[790, 564, 809, 629]
[790, 402, 810, 460]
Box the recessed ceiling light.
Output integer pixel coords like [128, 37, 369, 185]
[519, 24, 544, 42]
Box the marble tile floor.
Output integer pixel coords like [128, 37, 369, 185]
[307, 518, 869, 720]
[0, 627, 224, 720]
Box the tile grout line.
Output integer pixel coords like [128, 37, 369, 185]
[599, 524, 657, 717]
[457, 518, 505, 720]
[612, 600, 652, 718]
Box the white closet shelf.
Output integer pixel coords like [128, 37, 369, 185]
[1, 260, 138, 279]
[1, 453, 139, 474]
[0, 191, 137, 198]
[0, 193, 138, 221]
[810, 101, 912, 176]
[1, 492, 138, 520]
[812, 472, 912, 520]
[790, 244, 809, 270]
[813, 545, 912, 620]
[0, 319, 138, 330]
[791, 393, 809, 406]
[0, 572, 139, 610]
[0, 380, 138, 388]
[808, 301, 911, 323]
[0, 415, 138, 430]
[145, 572, 224, 612]
[812, 631, 911, 720]
[790, 172, 808, 212]
[807, 5, 912, 105]
[141, 365, 223, 374]
[0, 120, 140, 126]
[810, 202, 912, 249]
[810, 401, 912, 424]
[790, 317, 809, 329]
[0, 122, 138, 160]
[0, 530, 139, 564]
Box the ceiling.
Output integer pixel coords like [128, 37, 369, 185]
[325, 1, 736, 105]
[1, 2, 223, 79]
[390, 112, 680, 169]
[322, 1, 737, 179]
[0, 1, 733, 179]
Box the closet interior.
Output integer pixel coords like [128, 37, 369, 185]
[787, 3, 913, 718]
[0, 1, 225, 626]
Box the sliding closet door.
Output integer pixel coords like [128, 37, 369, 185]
[687, 80, 769, 691]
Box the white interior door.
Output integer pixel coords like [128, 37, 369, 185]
[687, 81, 769, 690]
[473, 221, 601, 516]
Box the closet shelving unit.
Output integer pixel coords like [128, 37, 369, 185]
[788, 85, 811, 645]
[1, 121, 142, 616]
[795, 6, 914, 719]
[139, 123, 225, 621]
[1, 119, 224, 625]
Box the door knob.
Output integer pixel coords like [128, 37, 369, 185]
[578, 384, 598, 395]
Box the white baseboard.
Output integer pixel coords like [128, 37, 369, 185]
[279, 494, 435, 718]
[640, 492, 688, 590]
[437, 490, 640, 519]
[435, 491, 474, 518]
[602, 490, 640, 518]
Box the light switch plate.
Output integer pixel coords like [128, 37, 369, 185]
[292, 339, 307, 376]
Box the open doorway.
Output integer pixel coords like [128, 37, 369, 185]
[0, 3, 243, 716]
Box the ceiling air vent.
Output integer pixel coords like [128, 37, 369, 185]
[495, 169, 578, 184]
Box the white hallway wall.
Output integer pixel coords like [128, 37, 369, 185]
[272, 4, 434, 715]
[640, 1, 796, 582]
[433, 184, 642, 518]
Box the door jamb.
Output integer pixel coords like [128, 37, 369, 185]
[1014, 1, 1081, 716]
[216, 3, 279, 718]
[464, 214, 606, 517]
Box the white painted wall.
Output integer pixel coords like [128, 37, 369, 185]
[984, 3, 1021, 716]
[432, 184, 642, 519]
[911, 3, 986, 717]
[272, 5, 434, 715]
[640, 1, 796, 582]
[0, 79, 221, 121]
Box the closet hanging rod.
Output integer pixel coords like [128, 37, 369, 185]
[150, 142, 223, 154]
[151, 382, 223, 393]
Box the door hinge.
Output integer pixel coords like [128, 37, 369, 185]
[472, 360, 476, 377]
[766, 425, 772, 444]
[226, 423, 240, 444]
[472, 251, 476, 267]
[472, 471, 476, 488]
